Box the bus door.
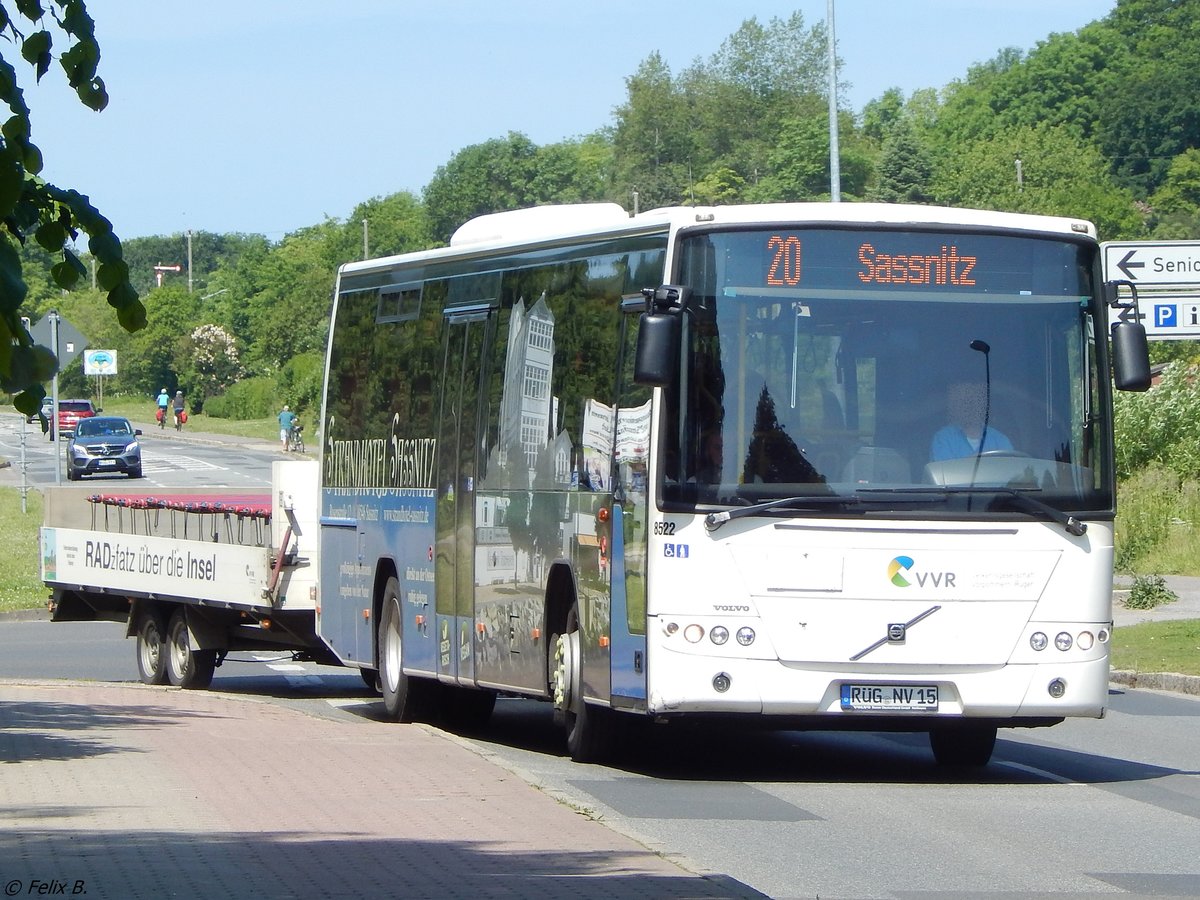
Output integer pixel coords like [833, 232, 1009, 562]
[435, 308, 489, 687]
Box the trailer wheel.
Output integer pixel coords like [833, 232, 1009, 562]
[166, 608, 216, 690]
[135, 609, 168, 685]
[930, 725, 997, 767]
[379, 576, 436, 721]
[551, 602, 613, 762]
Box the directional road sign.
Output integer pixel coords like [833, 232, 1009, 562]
[1102, 241, 1200, 340]
[1103, 240, 1200, 286]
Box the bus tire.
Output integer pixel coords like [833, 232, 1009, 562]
[135, 608, 169, 686]
[929, 725, 997, 766]
[166, 608, 216, 690]
[379, 576, 436, 722]
[551, 602, 613, 763]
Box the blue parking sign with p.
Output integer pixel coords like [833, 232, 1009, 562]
[1156, 304, 1177, 328]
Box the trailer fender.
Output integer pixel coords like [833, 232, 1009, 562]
[180, 606, 227, 651]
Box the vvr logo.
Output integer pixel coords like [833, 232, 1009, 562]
[888, 555, 956, 589]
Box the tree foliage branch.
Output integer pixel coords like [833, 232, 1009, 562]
[0, 0, 140, 417]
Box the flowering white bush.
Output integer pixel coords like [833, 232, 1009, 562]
[185, 324, 246, 399]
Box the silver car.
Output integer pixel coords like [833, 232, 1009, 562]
[66, 416, 143, 480]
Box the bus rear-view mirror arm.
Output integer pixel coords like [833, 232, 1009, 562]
[1105, 279, 1151, 392]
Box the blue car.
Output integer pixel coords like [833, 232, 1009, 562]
[66, 416, 143, 480]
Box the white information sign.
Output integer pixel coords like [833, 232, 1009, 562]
[83, 349, 117, 376]
[1104, 240, 1200, 286]
[42, 526, 272, 607]
[1103, 240, 1200, 339]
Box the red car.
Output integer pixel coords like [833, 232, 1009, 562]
[55, 399, 97, 438]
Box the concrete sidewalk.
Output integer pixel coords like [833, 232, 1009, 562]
[0, 680, 759, 900]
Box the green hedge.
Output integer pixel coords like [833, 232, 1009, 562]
[203, 376, 277, 420]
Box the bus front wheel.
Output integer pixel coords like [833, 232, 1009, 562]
[551, 602, 613, 763]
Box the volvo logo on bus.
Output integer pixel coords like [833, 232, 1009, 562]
[713, 604, 750, 612]
[887, 623, 907, 643]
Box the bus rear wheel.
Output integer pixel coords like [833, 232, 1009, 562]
[929, 725, 997, 766]
[551, 602, 613, 763]
[379, 576, 436, 722]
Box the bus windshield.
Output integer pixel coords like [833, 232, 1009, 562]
[660, 226, 1112, 518]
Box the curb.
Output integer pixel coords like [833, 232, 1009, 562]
[1109, 669, 1200, 696]
[0, 608, 49, 622]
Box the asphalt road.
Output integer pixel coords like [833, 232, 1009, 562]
[0, 412, 277, 490]
[3, 618, 1198, 899]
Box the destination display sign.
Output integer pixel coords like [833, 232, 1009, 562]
[710, 229, 1091, 297]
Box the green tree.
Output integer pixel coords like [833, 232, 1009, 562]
[931, 124, 1143, 239]
[0, 0, 144, 415]
[610, 53, 696, 210]
[424, 133, 615, 243]
[119, 284, 200, 397]
[871, 118, 934, 204]
[423, 132, 542, 243]
[1149, 149, 1200, 237]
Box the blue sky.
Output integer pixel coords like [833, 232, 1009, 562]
[27, 1, 1116, 240]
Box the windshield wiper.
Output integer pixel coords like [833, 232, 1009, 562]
[992, 487, 1087, 536]
[864, 486, 1086, 536]
[704, 494, 858, 532]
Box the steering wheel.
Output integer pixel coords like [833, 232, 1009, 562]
[979, 449, 1030, 458]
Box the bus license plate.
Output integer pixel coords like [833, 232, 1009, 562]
[841, 684, 938, 712]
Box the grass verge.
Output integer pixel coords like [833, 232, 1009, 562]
[97, 396, 278, 442]
[0, 484, 47, 613]
[1111, 619, 1200, 677]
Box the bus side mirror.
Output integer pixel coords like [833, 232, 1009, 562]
[633, 285, 690, 387]
[634, 312, 680, 386]
[1104, 280, 1151, 392]
[1112, 322, 1152, 392]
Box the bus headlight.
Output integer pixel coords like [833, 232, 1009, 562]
[736, 626, 755, 646]
[1048, 678, 1067, 698]
[684, 624, 705, 643]
[1076, 631, 1095, 651]
[710, 626, 729, 645]
[1030, 632, 1048, 651]
[1055, 632, 1073, 651]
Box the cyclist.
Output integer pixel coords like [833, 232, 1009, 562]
[155, 387, 170, 428]
[278, 405, 297, 450]
[172, 390, 186, 430]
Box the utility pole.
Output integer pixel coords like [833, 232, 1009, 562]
[827, 0, 841, 202]
[49, 310, 61, 485]
[362, 219, 368, 260]
[187, 230, 194, 292]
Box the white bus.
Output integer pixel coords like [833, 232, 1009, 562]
[320, 202, 1150, 765]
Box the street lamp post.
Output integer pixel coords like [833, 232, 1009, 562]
[827, 0, 841, 202]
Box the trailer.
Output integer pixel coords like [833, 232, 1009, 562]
[41, 459, 332, 688]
